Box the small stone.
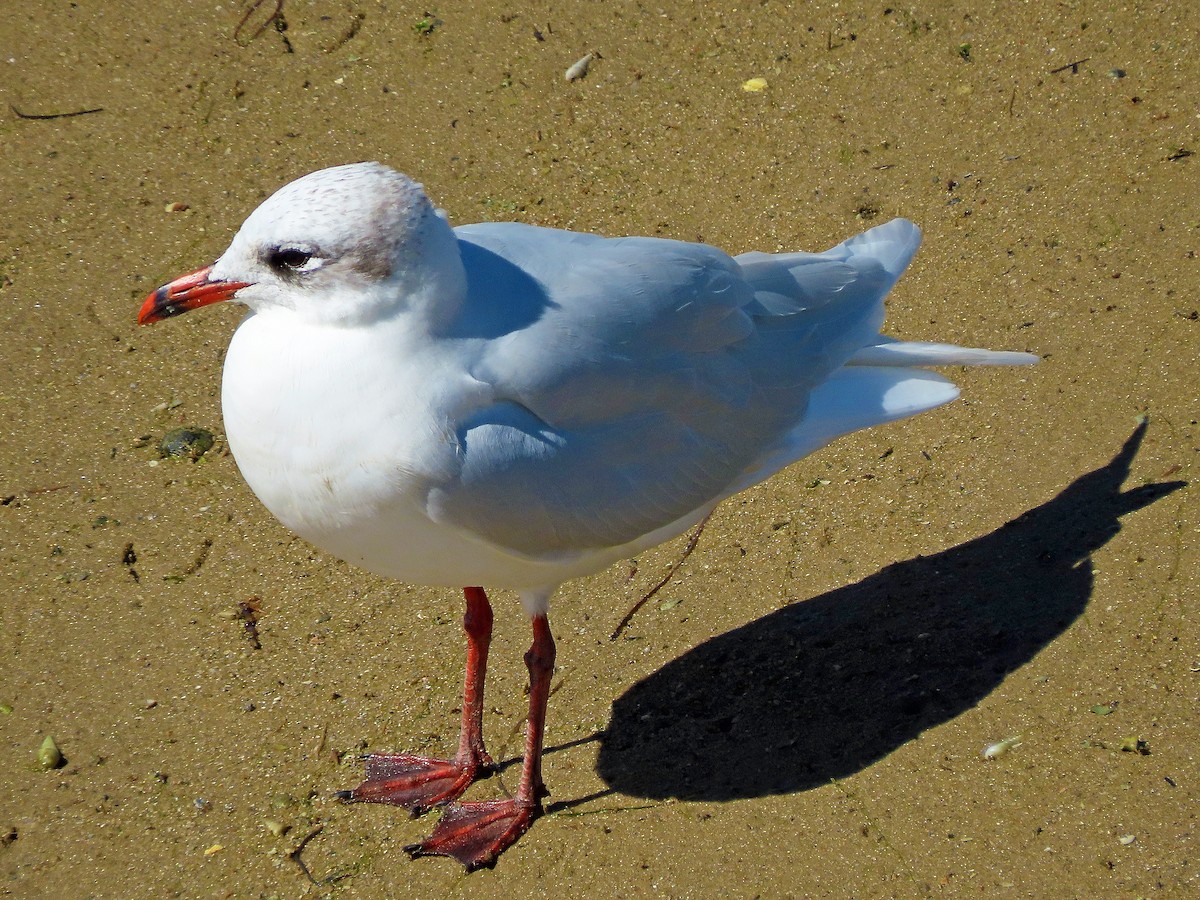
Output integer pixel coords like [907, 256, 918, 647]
[983, 736, 1023, 759]
[1119, 736, 1150, 754]
[565, 53, 594, 82]
[37, 735, 64, 770]
[164, 201, 189, 213]
[264, 819, 290, 837]
[159, 427, 215, 460]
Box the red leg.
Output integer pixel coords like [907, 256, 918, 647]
[338, 587, 495, 813]
[405, 613, 556, 870]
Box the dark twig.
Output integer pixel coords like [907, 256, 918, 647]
[323, 12, 364, 53]
[287, 824, 324, 885]
[1049, 58, 1090, 74]
[610, 512, 712, 641]
[234, 0, 284, 45]
[10, 103, 103, 120]
[2, 484, 70, 506]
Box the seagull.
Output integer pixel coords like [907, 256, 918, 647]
[139, 162, 1036, 869]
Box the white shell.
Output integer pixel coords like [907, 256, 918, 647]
[565, 53, 594, 82]
[982, 736, 1023, 759]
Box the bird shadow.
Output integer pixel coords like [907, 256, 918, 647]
[592, 422, 1186, 802]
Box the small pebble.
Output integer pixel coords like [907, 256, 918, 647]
[270, 793, 296, 810]
[203, 843, 223, 856]
[742, 77, 768, 92]
[983, 736, 1022, 759]
[1119, 736, 1150, 755]
[1118, 834, 1136, 845]
[37, 735, 64, 770]
[264, 819, 290, 837]
[164, 202, 189, 213]
[159, 426, 215, 461]
[565, 53, 593, 82]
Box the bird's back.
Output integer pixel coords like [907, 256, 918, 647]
[426, 218, 945, 562]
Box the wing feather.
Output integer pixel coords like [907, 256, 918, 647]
[427, 219, 991, 559]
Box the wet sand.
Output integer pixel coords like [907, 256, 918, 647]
[1, 1, 1196, 896]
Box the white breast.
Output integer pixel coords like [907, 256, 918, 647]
[219, 311, 627, 593]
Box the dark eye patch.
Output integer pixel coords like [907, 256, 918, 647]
[268, 247, 314, 272]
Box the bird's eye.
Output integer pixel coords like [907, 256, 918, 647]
[269, 247, 316, 272]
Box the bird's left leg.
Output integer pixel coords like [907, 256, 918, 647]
[404, 611, 556, 870]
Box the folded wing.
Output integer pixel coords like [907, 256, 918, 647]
[425, 219, 1033, 560]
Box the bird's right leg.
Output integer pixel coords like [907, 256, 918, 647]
[337, 586, 494, 813]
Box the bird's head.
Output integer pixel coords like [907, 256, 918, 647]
[139, 162, 465, 329]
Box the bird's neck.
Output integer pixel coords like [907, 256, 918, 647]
[392, 210, 470, 334]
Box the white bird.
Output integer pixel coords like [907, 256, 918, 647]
[139, 162, 1036, 869]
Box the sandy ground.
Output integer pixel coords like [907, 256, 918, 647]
[1, 1, 1197, 897]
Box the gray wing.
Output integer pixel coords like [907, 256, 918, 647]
[426, 220, 920, 558]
